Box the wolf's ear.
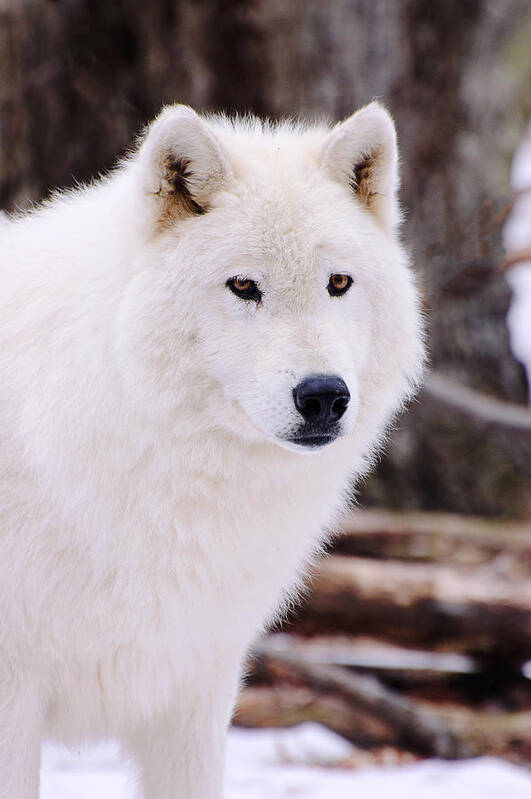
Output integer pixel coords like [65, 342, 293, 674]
[139, 105, 232, 226]
[320, 102, 399, 233]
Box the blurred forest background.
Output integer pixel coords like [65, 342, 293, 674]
[1, 0, 531, 770]
[1, 0, 530, 517]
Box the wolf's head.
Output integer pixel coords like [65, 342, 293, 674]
[118, 103, 424, 455]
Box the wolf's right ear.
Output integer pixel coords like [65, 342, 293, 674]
[138, 105, 232, 227]
[320, 102, 400, 234]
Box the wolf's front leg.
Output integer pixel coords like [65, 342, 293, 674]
[0, 669, 43, 799]
[128, 682, 238, 799]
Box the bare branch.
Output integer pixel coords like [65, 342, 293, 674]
[424, 371, 531, 431]
[251, 642, 471, 759]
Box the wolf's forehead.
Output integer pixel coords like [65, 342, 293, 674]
[209, 126, 360, 273]
[217, 124, 325, 200]
[232, 178, 336, 257]
[216, 181, 354, 285]
[229, 202, 325, 277]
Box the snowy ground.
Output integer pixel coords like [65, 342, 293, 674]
[41, 723, 531, 799]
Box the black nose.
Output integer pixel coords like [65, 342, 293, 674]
[293, 375, 350, 425]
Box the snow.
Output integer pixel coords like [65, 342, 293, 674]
[503, 119, 531, 401]
[40, 723, 531, 799]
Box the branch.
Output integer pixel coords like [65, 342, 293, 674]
[501, 247, 531, 270]
[251, 642, 471, 759]
[424, 371, 531, 431]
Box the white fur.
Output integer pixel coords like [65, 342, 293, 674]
[0, 102, 424, 798]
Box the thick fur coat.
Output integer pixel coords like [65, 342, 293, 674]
[0, 103, 424, 798]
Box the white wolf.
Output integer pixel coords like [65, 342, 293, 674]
[0, 102, 424, 798]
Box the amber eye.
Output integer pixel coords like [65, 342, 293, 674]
[226, 276, 262, 302]
[327, 273, 353, 297]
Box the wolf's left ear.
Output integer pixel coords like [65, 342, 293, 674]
[139, 105, 232, 226]
[320, 102, 399, 233]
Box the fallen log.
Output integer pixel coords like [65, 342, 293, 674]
[234, 684, 397, 749]
[290, 555, 531, 660]
[249, 643, 471, 759]
[438, 706, 531, 763]
[333, 509, 531, 571]
[260, 633, 479, 677]
[234, 683, 531, 763]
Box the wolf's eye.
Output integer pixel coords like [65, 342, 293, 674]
[327, 273, 353, 297]
[226, 276, 262, 302]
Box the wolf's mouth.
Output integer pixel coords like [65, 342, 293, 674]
[285, 424, 340, 449]
[287, 434, 336, 448]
